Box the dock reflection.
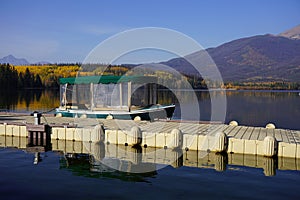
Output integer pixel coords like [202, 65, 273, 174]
[0, 135, 299, 177]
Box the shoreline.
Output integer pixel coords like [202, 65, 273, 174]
[159, 88, 300, 92]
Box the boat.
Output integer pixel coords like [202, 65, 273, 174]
[55, 75, 175, 120]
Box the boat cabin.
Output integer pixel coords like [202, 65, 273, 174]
[58, 75, 158, 112]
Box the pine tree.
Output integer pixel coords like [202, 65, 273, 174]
[34, 74, 43, 88]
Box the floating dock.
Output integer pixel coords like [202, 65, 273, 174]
[0, 134, 299, 176]
[0, 114, 300, 159]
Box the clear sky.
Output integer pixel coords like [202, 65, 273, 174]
[0, 0, 299, 63]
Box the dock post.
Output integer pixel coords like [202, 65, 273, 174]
[33, 112, 41, 125]
[131, 126, 142, 146]
[263, 136, 277, 157]
[28, 131, 33, 144]
[171, 129, 183, 149]
[26, 112, 52, 154]
[213, 131, 228, 152]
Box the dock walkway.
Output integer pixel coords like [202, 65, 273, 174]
[0, 114, 299, 158]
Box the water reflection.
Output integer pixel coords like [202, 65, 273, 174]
[60, 153, 157, 182]
[225, 90, 300, 130]
[165, 90, 300, 130]
[0, 89, 299, 130]
[1, 135, 299, 178]
[0, 89, 59, 113]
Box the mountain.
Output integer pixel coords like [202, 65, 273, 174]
[207, 34, 300, 82]
[0, 55, 29, 65]
[162, 30, 300, 82]
[0, 55, 51, 65]
[278, 24, 300, 40]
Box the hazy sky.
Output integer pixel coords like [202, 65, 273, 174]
[0, 0, 299, 63]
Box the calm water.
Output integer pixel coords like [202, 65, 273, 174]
[1, 89, 300, 199]
[0, 89, 299, 130]
[0, 144, 300, 200]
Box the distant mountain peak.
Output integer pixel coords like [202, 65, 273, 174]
[3, 54, 16, 59]
[0, 55, 29, 65]
[278, 24, 300, 40]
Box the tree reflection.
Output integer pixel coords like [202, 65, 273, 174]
[0, 89, 59, 113]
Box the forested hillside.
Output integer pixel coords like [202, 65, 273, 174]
[0, 64, 80, 89]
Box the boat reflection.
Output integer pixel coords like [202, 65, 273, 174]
[0, 135, 299, 177]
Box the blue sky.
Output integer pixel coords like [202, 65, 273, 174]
[0, 0, 299, 63]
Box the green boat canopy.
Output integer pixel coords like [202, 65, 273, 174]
[59, 75, 157, 85]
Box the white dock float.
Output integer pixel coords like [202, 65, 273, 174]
[101, 120, 300, 158]
[0, 114, 300, 158]
[1, 135, 299, 176]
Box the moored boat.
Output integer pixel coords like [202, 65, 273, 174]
[55, 75, 175, 120]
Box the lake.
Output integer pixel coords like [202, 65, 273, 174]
[0, 140, 300, 200]
[0, 89, 300, 199]
[1, 89, 299, 130]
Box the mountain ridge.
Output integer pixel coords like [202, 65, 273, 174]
[163, 33, 300, 82]
[0, 55, 52, 65]
[0, 55, 29, 65]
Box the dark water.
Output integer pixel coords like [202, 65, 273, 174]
[0, 147, 299, 200]
[1, 89, 300, 199]
[1, 89, 299, 130]
[169, 90, 300, 130]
